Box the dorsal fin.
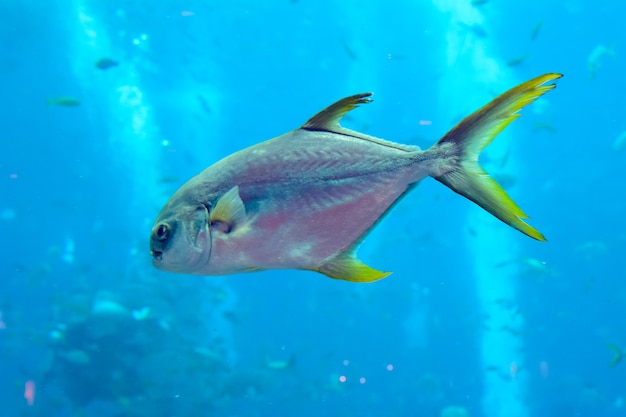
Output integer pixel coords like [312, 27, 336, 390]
[301, 93, 419, 152]
[301, 93, 372, 133]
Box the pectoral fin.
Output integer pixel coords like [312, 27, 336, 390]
[210, 186, 246, 233]
[314, 250, 391, 282]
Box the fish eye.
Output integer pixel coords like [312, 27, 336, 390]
[155, 224, 169, 241]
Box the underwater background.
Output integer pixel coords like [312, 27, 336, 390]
[1, 1, 625, 416]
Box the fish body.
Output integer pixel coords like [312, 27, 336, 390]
[47, 97, 81, 107]
[506, 54, 531, 67]
[587, 44, 615, 80]
[613, 131, 626, 152]
[150, 74, 561, 281]
[607, 342, 624, 367]
[156, 126, 425, 279]
[95, 57, 119, 70]
[530, 21, 543, 41]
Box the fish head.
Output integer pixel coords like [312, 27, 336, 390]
[150, 201, 211, 273]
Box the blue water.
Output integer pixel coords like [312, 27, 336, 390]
[1, 1, 625, 416]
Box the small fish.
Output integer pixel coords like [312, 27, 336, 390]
[491, 173, 517, 189]
[510, 361, 519, 379]
[95, 57, 119, 70]
[467, 23, 488, 38]
[132, 307, 150, 320]
[341, 40, 357, 60]
[441, 406, 469, 417]
[196, 94, 212, 115]
[574, 240, 607, 257]
[530, 21, 543, 41]
[496, 256, 553, 275]
[222, 310, 239, 323]
[156, 175, 182, 185]
[265, 354, 296, 370]
[58, 349, 91, 365]
[458, 22, 487, 38]
[506, 54, 531, 67]
[24, 380, 35, 406]
[500, 325, 522, 337]
[587, 43, 615, 81]
[47, 97, 81, 107]
[607, 343, 624, 367]
[613, 131, 626, 152]
[532, 121, 558, 133]
[150, 74, 561, 281]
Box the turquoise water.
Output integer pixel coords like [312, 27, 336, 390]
[1, 1, 625, 416]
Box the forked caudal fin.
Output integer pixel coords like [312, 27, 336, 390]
[433, 73, 563, 241]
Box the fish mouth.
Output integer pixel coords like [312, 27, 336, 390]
[151, 250, 163, 262]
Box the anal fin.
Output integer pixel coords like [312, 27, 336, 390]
[313, 251, 391, 282]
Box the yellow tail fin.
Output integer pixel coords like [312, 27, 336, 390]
[434, 73, 562, 241]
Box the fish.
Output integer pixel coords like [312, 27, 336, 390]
[530, 21, 543, 41]
[196, 94, 212, 115]
[265, 354, 296, 370]
[532, 121, 558, 133]
[156, 175, 183, 185]
[506, 54, 531, 67]
[341, 40, 357, 60]
[613, 131, 626, 152]
[58, 349, 91, 365]
[95, 57, 119, 70]
[46, 97, 81, 107]
[587, 43, 615, 81]
[150, 73, 561, 282]
[460, 22, 488, 38]
[24, 380, 35, 406]
[607, 342, 624, 367]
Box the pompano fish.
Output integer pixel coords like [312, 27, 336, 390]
[150, 73, 562, 282]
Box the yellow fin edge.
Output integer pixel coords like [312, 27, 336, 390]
[435, 73, 562, 241]
[311, 252, 391, 283]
